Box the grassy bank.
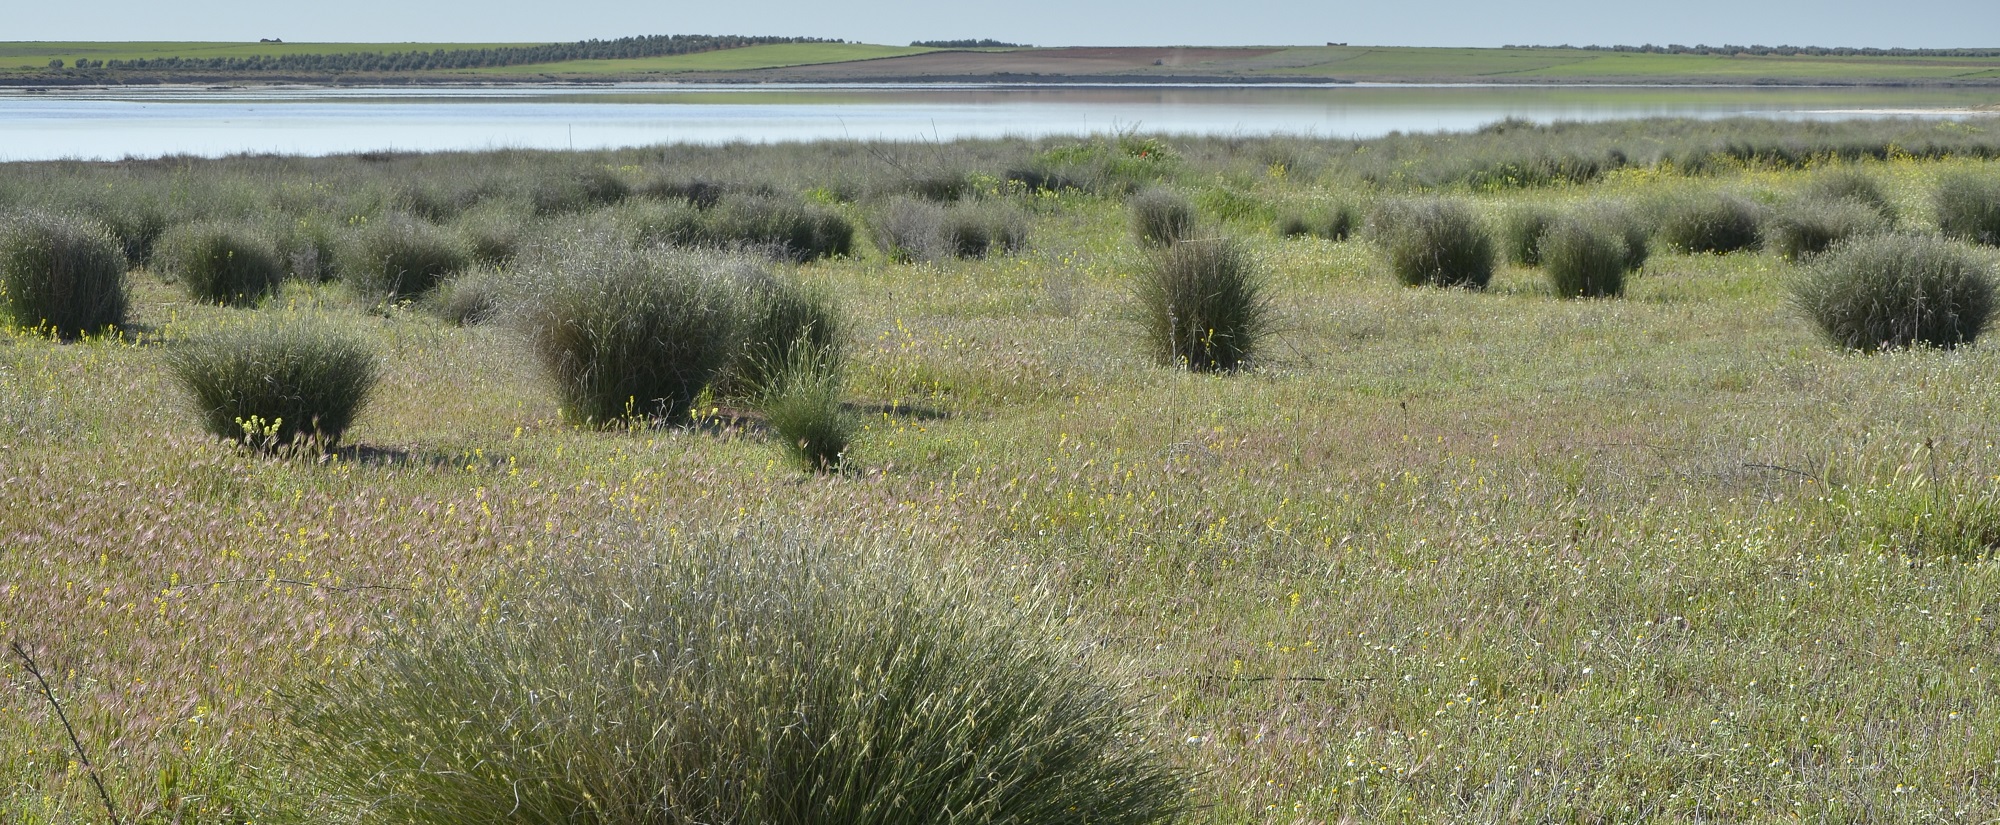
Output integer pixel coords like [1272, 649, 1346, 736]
[5, 120, 2000, 822]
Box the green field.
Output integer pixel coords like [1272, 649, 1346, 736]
[1244, 46, 2000, 82]
[0, 40, 529, 70]
[456, 42, 935, 76]
[7, 122, 2000, 822]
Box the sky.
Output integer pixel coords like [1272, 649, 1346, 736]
[6, 0, 1997, 49]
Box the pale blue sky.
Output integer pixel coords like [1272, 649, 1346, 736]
[7, 0, 1995, 48]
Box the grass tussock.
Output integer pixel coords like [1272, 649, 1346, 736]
[874, 198, 1028, 263]
[1274, 201, 1357, 242]
[1791, 233, 1998, 351]
[1136, 237, 1270, 372]
[703, 195, 855, 262]
[1130, 187, 1198, 247]
[1802, 167, 1896, 220]
[516, 241, 743, 426]
[1541, 209, 1646, 298]
[0, 210, 128, 338]
[1369, 198, 1495, 289]
[1934, 171, 2000, 246]
[339, 217, 471, 299]
[423, 267, 507, 326]
[758, 347, 856, 473]
[725, 271, 845, 399]
[1764, 196, 1890, 261]
[281, 537, 1187, 825]
[1654, 192, 1764, 254]
[153, 221, 284, 305]
[164, 314, 378, 450]
[1499, 205, 1556, 266]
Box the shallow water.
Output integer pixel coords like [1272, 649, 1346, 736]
[1, 83, 1993, 161]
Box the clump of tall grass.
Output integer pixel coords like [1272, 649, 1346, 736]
[1540, 210, 1646, 298]
[704, 195, 855, 262]
[1802, 167, 1896, 220]
[724, 270, 845, 399]
[873, 198, 1028, 263]
[1131, 187, 1198, 247]
[1764, 197, 1889, 261]
[1791, 233, 1998, 351]
[607, 198, 707, 248]
[272, 217, 338, 281]
[639, 176, 732, 209]
[1369, 198, 1496, 289]
[1934, 172, 2000, 246]
[758, 345, 856, 473]
[339, 217, 471, 299]
[0, 210, 128, 338]
[1274, 201, 1356, 242]
[164, 314, 378, 450]
[1135, 237, 1270, 372]
[424, 267, 507, 326]
[1499, 205, 1556, 266]
[153, 221, 284, 305]
[450, 200, 532, 267]
[281, 535, 1188, 825]
[1654, 192, 1764, 254]
[515, 241, 742, 426]
[528, 165, 630, 215]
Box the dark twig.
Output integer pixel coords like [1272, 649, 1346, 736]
[1742, 462, 1822, 482]
[169, 577, 409, 593]
[10, 642, 125, 825]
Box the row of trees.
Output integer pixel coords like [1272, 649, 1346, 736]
[75, 34, 840, 75]
[909, 39, 1027, 48]
[1502, 43, 2000, 58]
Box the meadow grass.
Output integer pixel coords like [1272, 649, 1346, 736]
[9, 136, 2000, 825]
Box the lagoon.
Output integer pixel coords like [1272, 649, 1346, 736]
[1, 83, 1993, 162]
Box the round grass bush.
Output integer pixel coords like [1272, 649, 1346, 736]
[165, 314, 378, 450]
[1130, 187, 1198, 247]
[528, 165, 631, 215]
[607, 198, 707, 248]
[282, 536, 1188, 825]
[704, 195, 855, 262]
[758, 347, 856, 473]
[1791, 233, 1998, 352]
[516, 241, 742, 426]
[874, 198, 1027, 263]
[1540, 213, 1636, 298]
[450, 200, 532, 267]
[1655, 193, 1764, 254]
[1274, 202, 1356, 242]
[339, 217, 471, 299]
[1802, 168, 1895, 220]
[1934, 172, 2000, 247]
[1764, 196, 1889, 261]
[725, 270, 845, 399]
[0, 210, 129, 338]
[1136, 237, 1270, 372]
[1369, 198, 1495, 289]
[424, 267, 507, 326]
[153, 221, 284, 305]
[1499, 205, 1556, 266]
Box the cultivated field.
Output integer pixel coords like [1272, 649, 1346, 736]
[5, 119, 2000, 823]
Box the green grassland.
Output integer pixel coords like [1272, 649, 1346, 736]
[6, 125, 2000, 822]
[0, 40, 529, 70]
[1250, 46, 2000, 83]
[454, 42, 935, 76]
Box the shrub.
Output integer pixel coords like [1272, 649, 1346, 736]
[1541, 213, 1637, 298]
[153, 221, 284, 305]
[424, 267, 506, 326]
[759, 346, 856, 473]
[1131, 187, 1198, 247]
[1764, 197, 1889, 261]
[0, 210, 128, 338]
[1369, 198, 1496, 289]
[281, 536, 1188, 825]
[608, 198, 706, 248]
[1499, 206, 1555, 266]
[1803, 168, 1895, 220]
[1275, 202, 1356, 242]
[516, 242, 742, 425]
[1655, 193, 1764, 254]
[704, 195, 855, 262]
[874, 198, 1028, 263]
[339, 217, 471, 299]
[1791, 233, 1998, 351]
[725, 270, 845, 399]
[1136, 237, 1270, 372]
[164, 314, 378, 450]
[1935, 172, 2000, 246]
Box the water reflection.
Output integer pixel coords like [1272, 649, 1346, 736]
[1, 83, 1992, 161]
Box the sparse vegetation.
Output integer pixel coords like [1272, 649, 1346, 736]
[1791, 232, 1997, 351]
